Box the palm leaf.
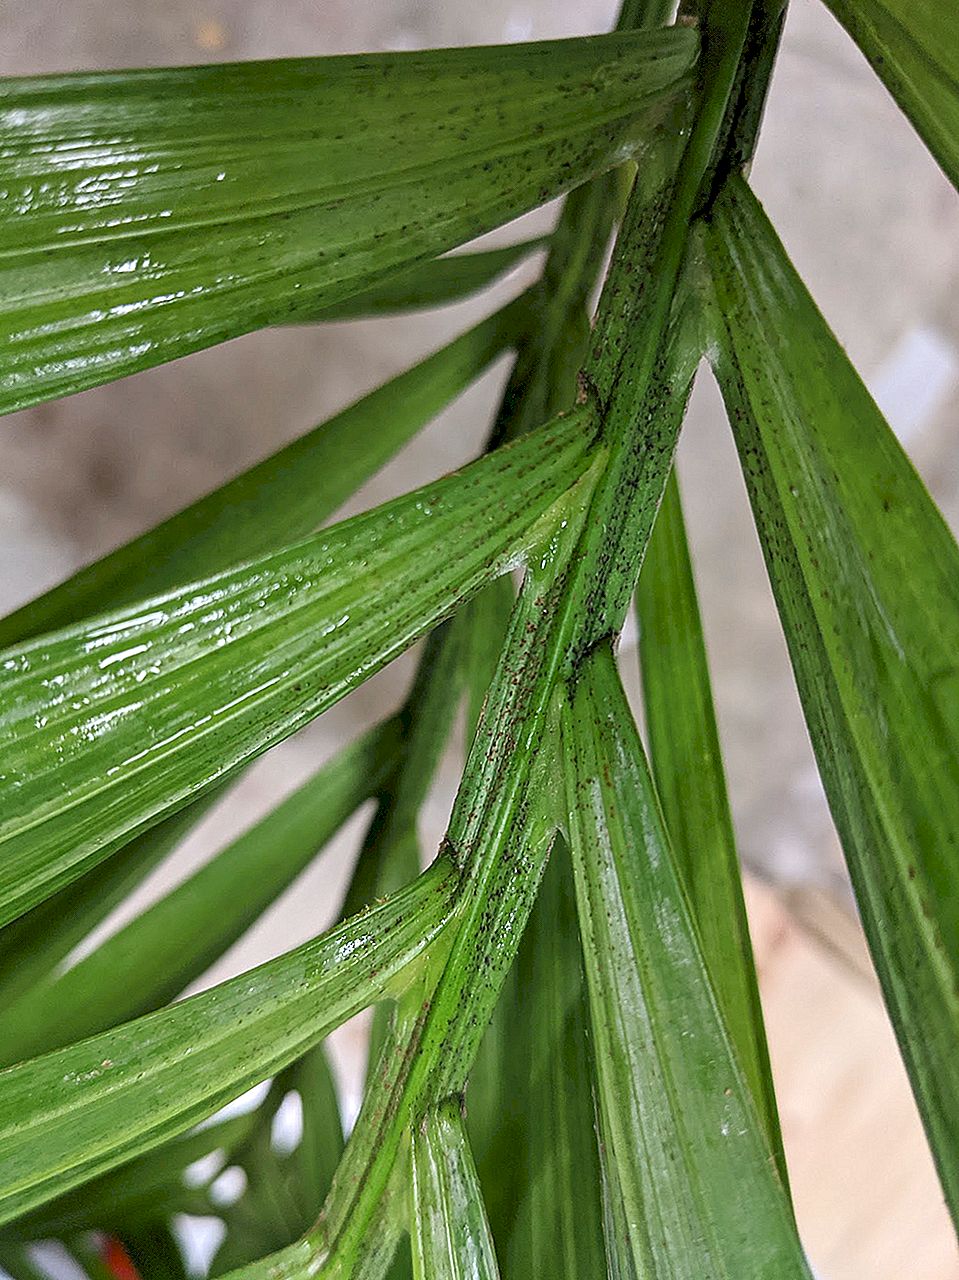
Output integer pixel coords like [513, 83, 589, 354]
[0, 412, 593, 927]
[10, 1109, 258, 1238]
[0, 31, 696, 412]
[411, 1102, 500, 1280]
[560, 642, 809, 1277]
[293, 239, 546, 324]
[0, 856, 458, 1226]
[0, 300, 526, 645]
[209, 1046, 345, 1276]
[636, 469, 784, 1173]
[822, 0, 959, 191]
[120, 1226, 188, 1280]
[0, 793, 218, 1007]
[702, 173, 959, 1222]
[0, 717, 402, 1064]
[498, 838, 607, 1279]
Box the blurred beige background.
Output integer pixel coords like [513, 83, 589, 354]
[0, 2, 957, 1277]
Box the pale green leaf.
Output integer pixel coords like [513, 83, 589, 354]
[411, 1101, 500, 1280]
[561, 642, 808, 1278]
[0, 717, 402, 1065]
[0, 300, 525, 647]
[293, 240, 546, 324]
[636, 469, 783, 1174]
[8, 1109, 258, 1239]
[0, 793, 217, 1008]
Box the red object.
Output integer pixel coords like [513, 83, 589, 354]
[100, 1237, 142, 1280]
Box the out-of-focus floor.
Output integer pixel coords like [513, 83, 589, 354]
[0, 1, 957, 1275]
[746, 879, 959, 1280]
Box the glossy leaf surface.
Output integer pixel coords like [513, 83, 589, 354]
[0, 717, 402, 1064]
[0, 411, 594, 927]
[822, 0, 959, 191]
[0, 300, 525, 646]
[0, 856, 458, 1226]
[463, 149, 620, 1276]
[0, 31, 696, 412]
[636, 470, 782, 1169]
[252, 503, 595, 1280]
[704, 175, 959, 1221]
[411, 1101, 501, 1280]
[561, 643, 808, 1278]
[0, 793, 215, 1007]
[295, 239, 546, 324]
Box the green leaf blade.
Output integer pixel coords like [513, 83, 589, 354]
[0, 411, 594, 927]
[703, 175, 959, 1222]
[0, 716, 402, 1065]
[0, 31, 697, 413]
[499, 838, 608, 1280]
[561, 642, 808, 1278]
[0, 857, 458, 1227]
[0, 300, 525, 646]
[0, 791, 217, 1007]
[11, 1109, 258, 1239]
[822, 0, 959, 192]
[411, 1101, 501, 1280]
[210, 1047, 345, 1276]
[295, 240, 546, 324]
[290, 1042, 346, 1225]
[636, 469, 784, 1176]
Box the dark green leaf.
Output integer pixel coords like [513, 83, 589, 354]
[0, 792, 217, 1008]
[486, 169, 628, 448]
[293, 240, 546, 324]
[822, 0, 959, 191]
[122, 1224, 189, 1280]
[208, 1082, 306, 1276]
[275, 504, 596, 1280]
[0, 1244, 49, 1280]
[342, 619, 469, 1071]
[210, 1045, 344, 1277]
[636, 469, 784, 1174]
[0, 856, 458, 1227]
[0, 32, 696, 413]
[561, 642, 808, 1277]
[464, 155, 620, 1276]
[0, 301, 526, 646]
[460, 580, 513, 746]
[0, 412, 594, 927]
[290, 1042, 346, 1225]
[498, 838, 607, 1280]
[342, 625, 466, 921]
[0, 717, 402, 1065]
[9, 1109, 259, 1239]
[703, 174, 959, 1222]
